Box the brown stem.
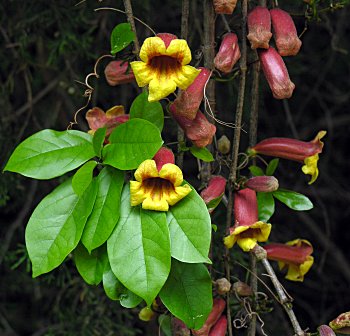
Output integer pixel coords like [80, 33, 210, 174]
[122, 0, 141, 59]
[253, 245, 305, 336]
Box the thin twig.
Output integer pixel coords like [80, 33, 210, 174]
[122, 0, 141, 58]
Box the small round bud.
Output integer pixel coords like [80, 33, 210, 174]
[215, 278, 232, 295]
[138, 306, 155, 321]
[218, 135, 231, 154]
[233, 281, 253, 297]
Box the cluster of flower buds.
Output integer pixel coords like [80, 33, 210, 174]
[192, 298, 227, 336]
[247, 6, 302, 99]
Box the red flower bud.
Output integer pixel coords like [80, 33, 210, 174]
[247, 6, 272, 49]
[270, 8, 302, 56]
[104, 61, 135, 86]
[318, 325, 336, 336]
[156, 32, 178, 47]
[200, 175, 227, 205]
[234, 188, 258, 227]
[214, 33, 241, 74]
[192, 298, 226, 336]
[233, 281, 253, 296]
[245, 176, 279, 192]
[213, 0, 237, 14]
[209, 316, 227, 336]
[330, 312, 350, 335]
[170, 104, 216, 148]
[153, 147, 175, 171]
[215, 278, 232, 295]
[173, 68, 211, 120]
[258, 46, 295, 99]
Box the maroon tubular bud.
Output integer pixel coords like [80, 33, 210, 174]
[104, 60, 135, 86]
[214, 33, 240, 74]
[213, 0, 237, 14]
[318, 325, 336, 336]
[153, 147, 175, 171]
[200, 176, 227, 205]
[209, 316, 227, 336]
[173, 67, 211, 120]
[270, 8, 302, 56]
[258, 47, 295, 99]
[192, 298, 226, 336]
[247, 6, 272, 49]
[245, 176, 279, 192]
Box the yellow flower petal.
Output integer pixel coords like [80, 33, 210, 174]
[313, 130, 327, 143]
[173, 65, 201, 90]
[166, 39, 192, 65]
[166, 185, 192, 206]
[237, 237, 258, 252]
[250, 221, 272, 242]
[142, 196, 169, 211]
[159, 163, 183, 186]
[106, 105, 125, 117]
[130, 61, 153, 87]
[130, 181, 146, 206]
[134, 160, 159, 182]
[224, 234, 237, 249]
[148, 76, 177, 102]
[139, 37, 166, 63]
[302, 153, 319, 185]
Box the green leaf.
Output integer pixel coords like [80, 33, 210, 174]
[102, 261, 142, 307]
[103, 119, 163, 170]
[189, 146, 214, 162]
[107, 185, 171, 306]
[206, 194, 223, 211]
[81, 167, 124, 253]
[248, 165, 264, 177]
[266, 159, 279, 176]
[159, 259, 213, 330]
[257, 192, 275, 222]
[130, 92, 164, 131]
[74, 243, 108, 285]
[72, 161, 97, 196]
[159, 315, 172, 336]
[110, 23, 135, 55]
[4, 130, 95, 179]
[92, 127, 106, 157]
[26, 178, 97, 277]
[167, 185, 211, 263]
[273, 189, 313, 211]
[103, 262, 124, 300]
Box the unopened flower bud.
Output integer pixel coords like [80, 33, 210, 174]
[200, 176, 227, 206]
[173, 67, 211, 120]
[209, 316, 227, 336]
[329, 312, 350, 335]
[138, 306, 155, 321]
[213, 0, 237, 14]
[215, 278, 232, 295]
[218, 135, 231, 154]
[247, 6, 272, 49]
[214, 33, 241, 74]
[153, 147, 175, 171]
[104, 60, 135, 86]
[233, 281, 253, 296]
[270, 8, 302, 56]
[258, 46, 295, 99]
[318, 325, 336, 336]
[245, 176, 279, 192]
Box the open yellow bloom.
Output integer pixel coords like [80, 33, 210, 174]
[130, 160, 191, 211]
[224, 221, 272, 252]
[130, 33, 201, 102]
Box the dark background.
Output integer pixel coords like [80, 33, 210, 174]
[1, 0, 350, 335]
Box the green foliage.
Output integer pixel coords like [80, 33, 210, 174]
[4, 130, 95, 179]
[189, 146, 214, 162]
[130, 92, 164, 131]
[159, 259, 213, 330]
[249, 165, 264, 176]
[92, 127, 107, 158]
[103, 119, 163, 170]
[257, 192, 275, 222]
[273, 189, 314, 211]
[110, 23, 136, 55]
[266, 159, 279, 176]
[72, 160, 97, 196]
[26, 178, 97, 277]
[107, 185, 171, 306]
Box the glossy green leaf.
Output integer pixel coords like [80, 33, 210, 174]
[189, 146, 214, 162]
[110, 23, 135, 55]
[257, 192, 275, 222]
[167, 186, 211, 263]
[107, 185, 171, 306]
[206, 194, 223, 211]
[103, 119, 163, 170]
[103, 262, 124, 300]
[4, 130, 95, 179]
[273, 189, 314, 211]
[72, 161, 97, 196]
[81, 167, 124, 253]
[120, 289, 143, 308]
[159, 259, 212, 330]
[92, 127, 106, 157]
[74, 243, 108, 285]
[130, 92, 164, 131]
[266, 158, 279, 176]
[248, 165, 264, 177]
[158, 315, 171, 336]
[26, 178, 97, 277]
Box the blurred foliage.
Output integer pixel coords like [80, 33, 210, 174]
[1, 0, 350, 335]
